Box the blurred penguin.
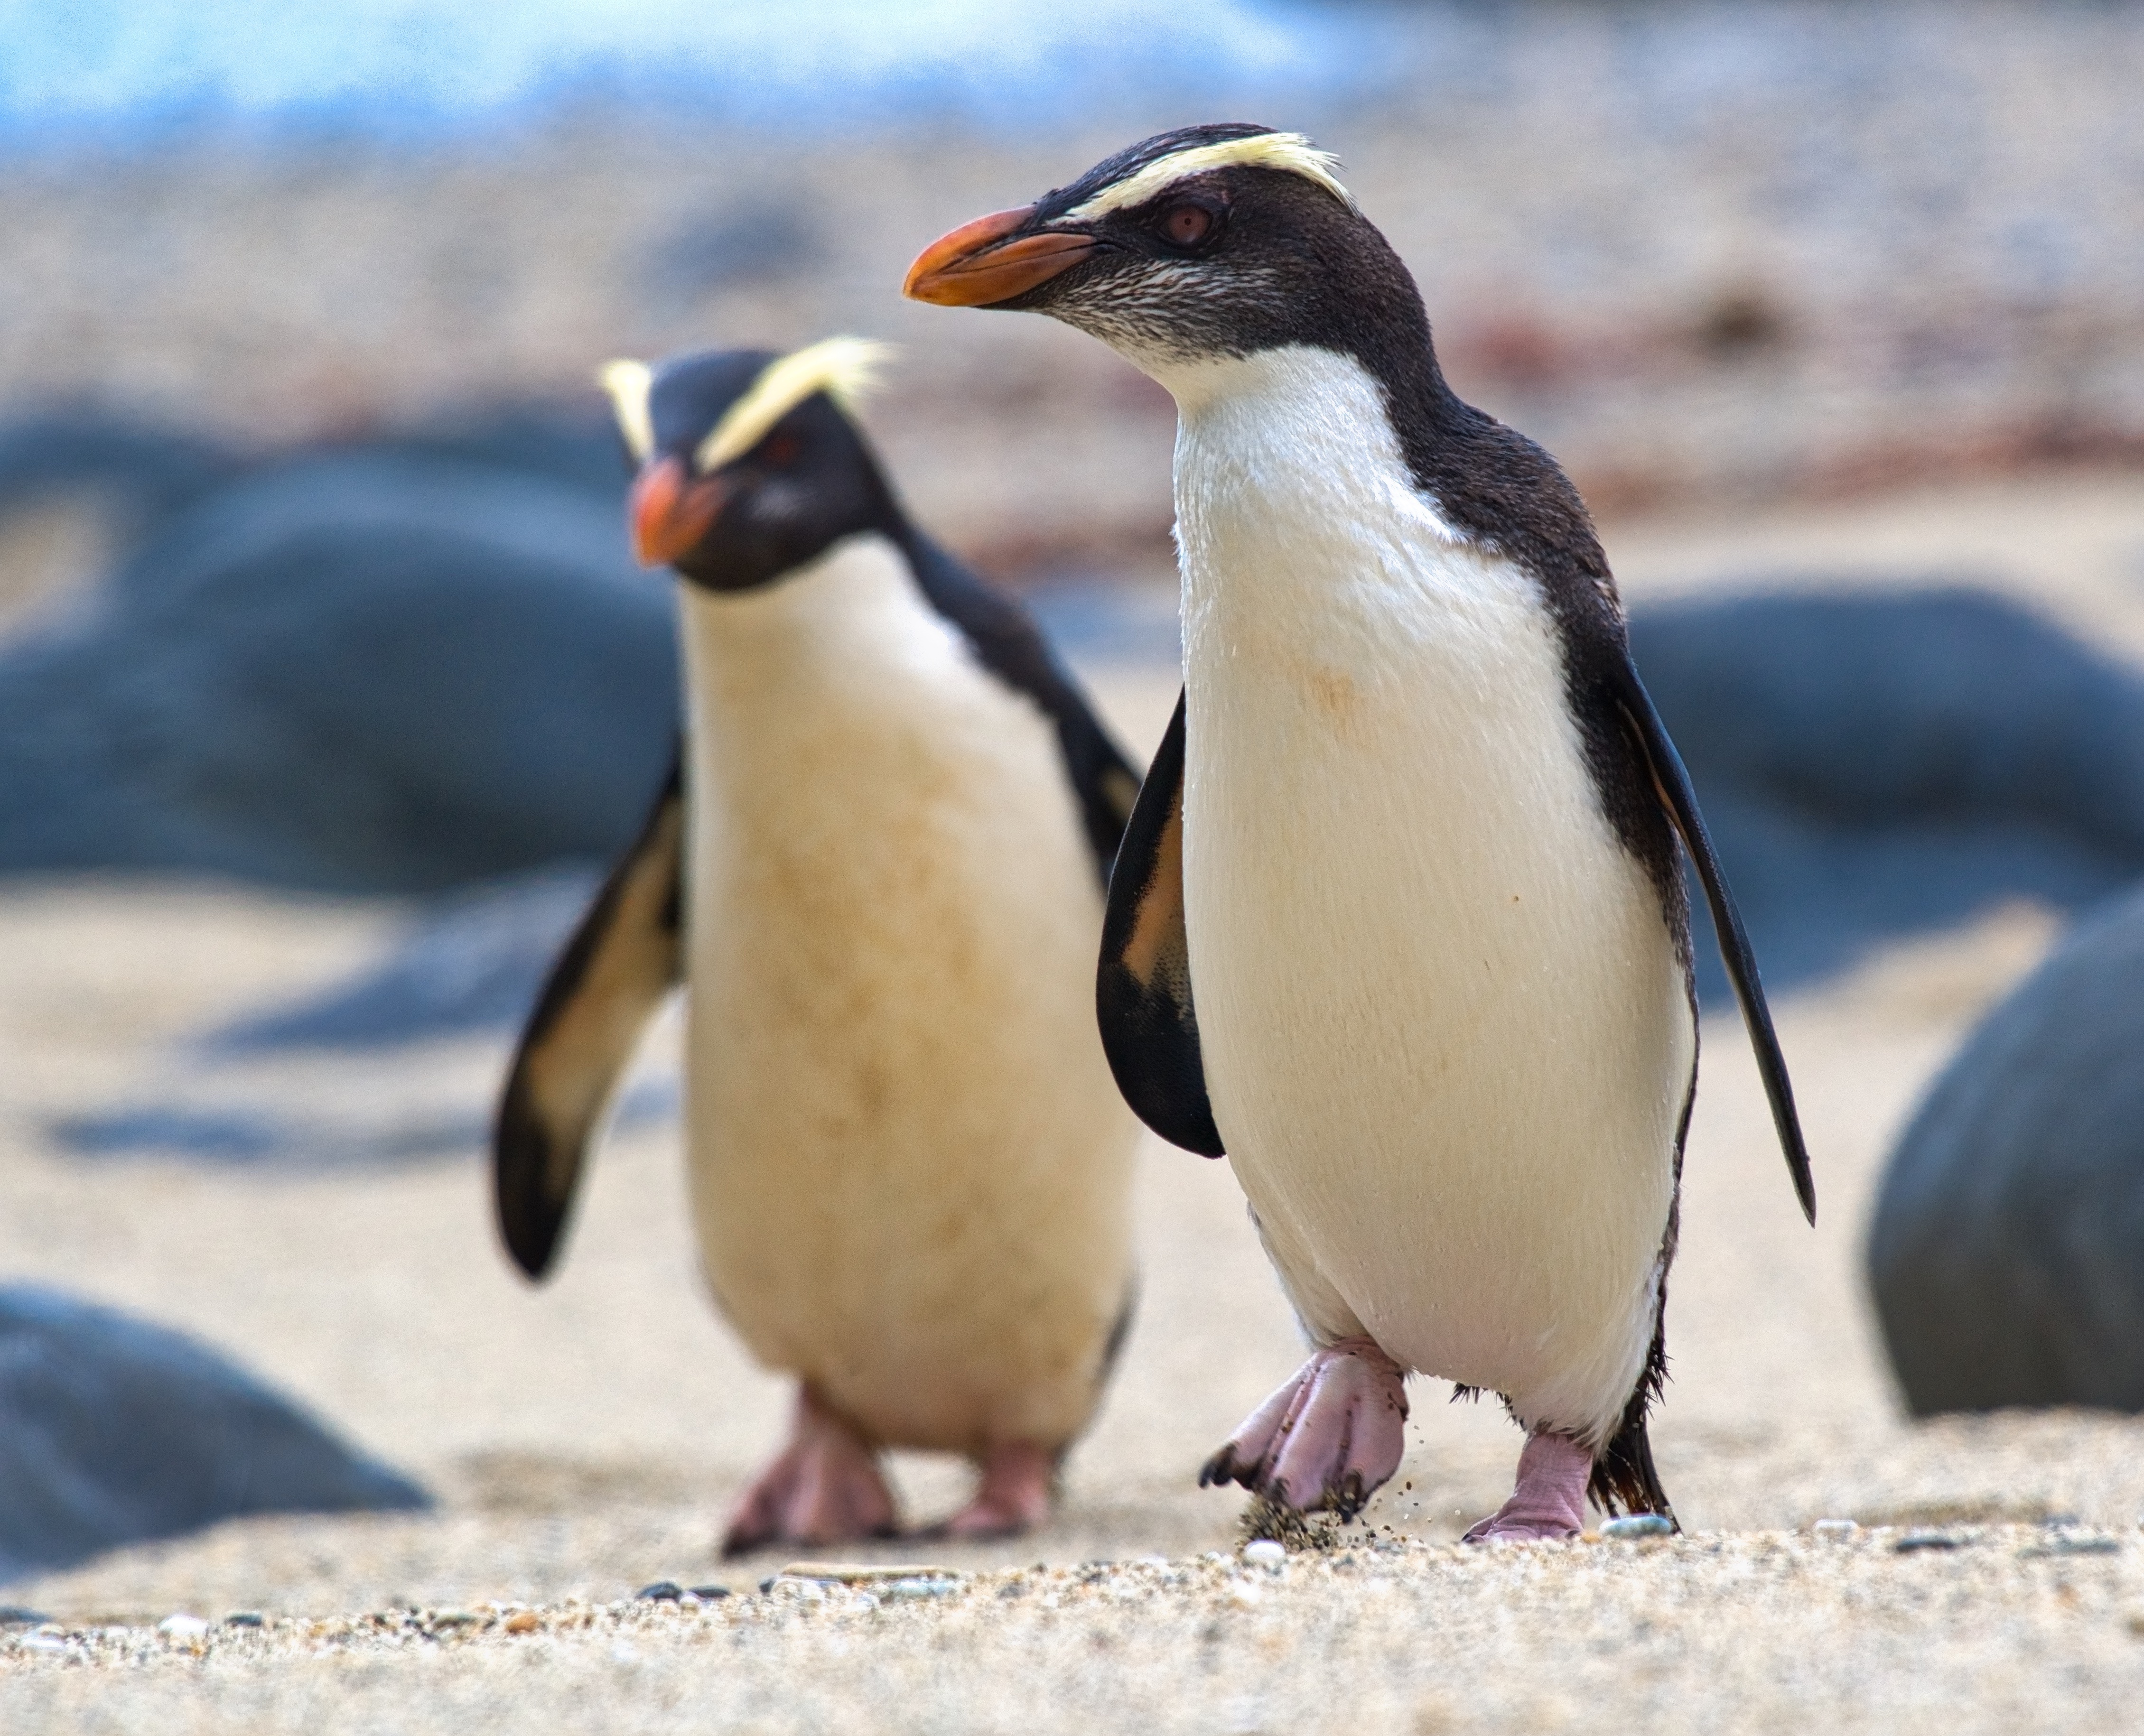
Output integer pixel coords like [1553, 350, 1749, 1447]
[491, 339, 1145, 1553]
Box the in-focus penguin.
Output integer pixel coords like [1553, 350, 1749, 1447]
[492, 339, 1145, 1553]
[906, 129, 1814, 1539]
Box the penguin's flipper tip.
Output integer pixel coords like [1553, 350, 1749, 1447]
[491, 756, 686, 1277]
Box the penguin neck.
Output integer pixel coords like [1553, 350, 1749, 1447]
[1155, 344, 1535, 661]
[678, 531, 933, 739]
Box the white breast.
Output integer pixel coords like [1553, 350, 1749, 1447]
[1152, 347, 1694, 1444]
[676, 534, 1138, 1454]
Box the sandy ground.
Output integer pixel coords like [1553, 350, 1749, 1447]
[3, 477, 2144, 1727]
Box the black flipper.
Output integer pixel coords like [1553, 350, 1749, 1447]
[493, 754, 686, 1278]
[1610, 659, 1817, 1224]
[1096, 689, 1223, 1157]
[896, 529, 1141, 878]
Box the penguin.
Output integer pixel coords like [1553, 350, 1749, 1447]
[491, 339, 1145, 1553]
[905, 127, 1814, 1540]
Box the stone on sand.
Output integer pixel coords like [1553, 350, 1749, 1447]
[1871, 884, 2144, 1413]
[0, 1286, 428, 1582]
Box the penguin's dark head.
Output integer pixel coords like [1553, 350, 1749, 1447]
[601, 338, 899, 591]
[904, 125, 1425, 380]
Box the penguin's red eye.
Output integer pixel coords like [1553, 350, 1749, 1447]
[762, 433, 802, 466]
[1161, 204, 1214, 248]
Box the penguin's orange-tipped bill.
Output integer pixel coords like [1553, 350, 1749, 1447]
[904, 207, 1096, 307]
[629, 456, 725, 567]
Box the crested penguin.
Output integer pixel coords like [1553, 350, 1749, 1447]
[906, 128, 1814, 1540]
[492, 339, 1145, 1552]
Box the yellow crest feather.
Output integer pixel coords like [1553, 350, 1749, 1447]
[1067, 131, 1354, 220]
[695, 336, 896, 474]
[597, 359, 656, 464]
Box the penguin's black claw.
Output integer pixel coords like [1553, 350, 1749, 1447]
[1198, 1446, 1255, 1491]
[1329, 1470, 1370, 1522]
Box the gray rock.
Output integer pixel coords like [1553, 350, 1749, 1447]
[0, 447, 677, 892]
[1629, 588, 2144, 996]
[0, 1286, 427, 1581]
[1869, 884, 2144, 1414]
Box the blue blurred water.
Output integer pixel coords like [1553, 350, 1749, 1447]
[0, 0, 1420, 140]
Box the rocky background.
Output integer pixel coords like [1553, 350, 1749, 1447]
[2, 0, 2141, 618]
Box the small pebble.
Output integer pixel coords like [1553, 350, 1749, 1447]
[635, 1581, 683, 1602]
[1242, 1540, 1288, 1570]
[2021, 1535, 2121, 1558]
[429, 1610, 480, 1628]
[503, 1611, 541, 1634]
[158, 1614, 211, 1639]
[223, 1611, 265, 1628]
[778, 1561, 956, 1585]
[1812, 1520, 1858, 1540]
[19, 1633, 67, 1654]
[1602, 1514, 1674, 1541]
[1894, 1532, 1962, 1553]
[689, 1585, 731, 1601]
[880, 1578, 955, 1601]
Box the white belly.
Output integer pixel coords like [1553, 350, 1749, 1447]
[678, 534, 1138, 1453]
[1163, 348, 1694, 1442]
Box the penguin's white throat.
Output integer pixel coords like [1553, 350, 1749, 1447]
[1163, 345, 1487, 640]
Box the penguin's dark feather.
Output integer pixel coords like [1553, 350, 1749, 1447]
[1612, 670, 1815, 1224]
[493, 755, 684, 1278]
[897, 529, 1141, 881]
[1096, 691, 1223, 1156]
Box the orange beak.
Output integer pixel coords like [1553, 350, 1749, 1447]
[628, 456, 725, 567]
[903, 205, 1098, 307]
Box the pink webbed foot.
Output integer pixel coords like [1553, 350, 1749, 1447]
[1200, 1337, 1409, 1519]
[721, 1386, 898, 1558]
[1464, 1430, 1593, 1543]
[925, 1441, 1057, 1541]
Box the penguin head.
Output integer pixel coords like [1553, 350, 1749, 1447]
[600, 338, 899, 591]
[904, 125, 1425, 381]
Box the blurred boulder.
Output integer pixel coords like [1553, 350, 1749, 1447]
[1630, 588, 2144, 996]
[1867, 885, 2144, 1414]
[0, 414, 242, 540]
[0, 1286, 427, 1581]
[0, 426, 678, 892]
